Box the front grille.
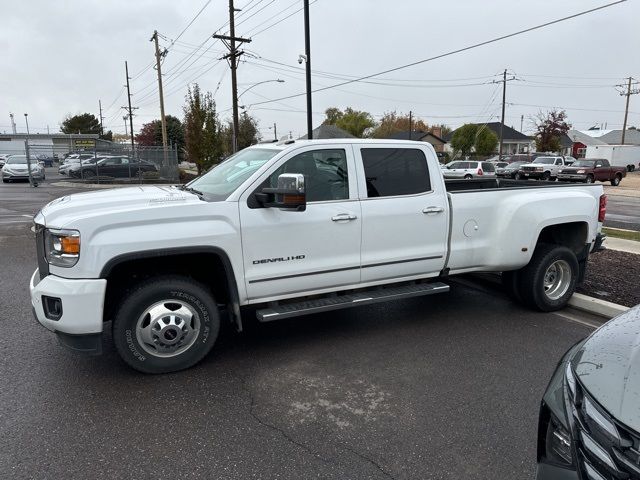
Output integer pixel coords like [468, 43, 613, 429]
[34, 224, 49, 280]
[522, 166, 540, 172]
[569, 376, 640, 479]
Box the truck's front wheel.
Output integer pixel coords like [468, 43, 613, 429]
[518, 244, 578, 312]
[113, 276, 220, 374]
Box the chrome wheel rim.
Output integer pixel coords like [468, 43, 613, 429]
[135, 299, 201, 358]
[543, 260, 572, 301]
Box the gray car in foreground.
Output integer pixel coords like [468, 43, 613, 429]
[536, 305, 640, 479]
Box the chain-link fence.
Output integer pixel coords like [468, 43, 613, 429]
[10, 140, 180, 184]
[2, 139, 180, 187]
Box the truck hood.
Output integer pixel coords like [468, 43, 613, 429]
[520, 163, 548, 168]
[558, 167, 589, 173]
[572, 305, 640, 433]
[37, 185, 202, 228]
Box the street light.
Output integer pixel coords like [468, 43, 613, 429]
[238, 79, 284, 99]
[235, 79, 284, 151]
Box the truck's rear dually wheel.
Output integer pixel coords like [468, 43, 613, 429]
[113, 275, 220, 374]
[518, 243, 578, 312]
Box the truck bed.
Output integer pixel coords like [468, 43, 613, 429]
[444, 178, 588, 192]
[442, 178, 603, 275]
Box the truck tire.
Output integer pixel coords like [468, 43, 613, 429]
[501, 270, 523, 302]
[518, 244, 578, 312]
[611, 174, 621, 186]
[585, 175, 594, 184]
[541, 171, 551, 181]
[113, 275, 220, 374]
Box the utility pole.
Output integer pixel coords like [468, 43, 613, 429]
[303, 0, 313, 139]
[273, 122, 277, 141]
[150, 30, 168, 151]
[98, 100, 104, 137]
[214, 0, 251, 153]
[24, 113, 36, 187]
[618, 77, 639, 144]
[123, 61, 138, 160]
[520, 114, 524, 133]
[493, 70, 516, 161]
[409, 111, 413, 140]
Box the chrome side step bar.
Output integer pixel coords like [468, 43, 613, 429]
[256, 282, 449, 322]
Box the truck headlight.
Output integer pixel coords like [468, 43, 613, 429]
[44, 228, 80, 267]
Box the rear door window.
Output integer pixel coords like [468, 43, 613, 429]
[361, 148, 431, 198]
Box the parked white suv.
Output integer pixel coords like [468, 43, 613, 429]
[518, 156, 572, 181]
[442, 161, 496, 179]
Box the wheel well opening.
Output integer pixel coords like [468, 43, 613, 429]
[536, 222, 588, 255]
[103, 253, 231, 322]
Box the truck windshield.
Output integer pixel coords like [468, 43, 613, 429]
[571, 160, 596, 167]
[187, 148, 281, 200]
[533, 157, 556, 164]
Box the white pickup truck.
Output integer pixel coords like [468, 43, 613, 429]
[30, 139, 607, 373]
[517, 155, 574, 181]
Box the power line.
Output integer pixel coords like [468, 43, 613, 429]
[253, 56, 499, 83]
[248, 0, 319, 37]
[236, 0, 275, 27]
[247, 59, 495, 88]
[166, 0, 213, 50]
[245, 0, 628, 108]
[243, 0, 299, 35]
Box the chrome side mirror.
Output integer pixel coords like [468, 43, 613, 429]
[258, 173, 306, 211]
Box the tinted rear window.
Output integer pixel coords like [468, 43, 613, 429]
[361, 148, 431, 198]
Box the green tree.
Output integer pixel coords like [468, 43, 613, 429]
[60, 113, 101, 135]
[183, 84, 223, 174]
[534, 110, 571, 152]
[322, 107, 375, 138]
[450, 124, 478, 156]
[369, 111, 431, 138]
[474, 127, 499, 156]
[222, 111, 261, 155]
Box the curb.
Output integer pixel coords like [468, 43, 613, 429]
[568, 293, 629, 319]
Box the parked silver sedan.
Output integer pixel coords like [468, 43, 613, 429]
[442, 161, 496, 179]
[1, 155, 45, 182]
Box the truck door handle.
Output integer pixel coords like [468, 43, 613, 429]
[331, 213, 358, 222]
[422, 206, 444, 214]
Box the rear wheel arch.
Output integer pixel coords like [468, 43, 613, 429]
[101, 247, 242, 331]
[534, 222, 589, 258]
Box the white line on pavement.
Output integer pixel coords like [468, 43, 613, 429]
[553, 310, 602, 329]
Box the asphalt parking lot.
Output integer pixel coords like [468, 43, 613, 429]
[0, 172, 609, 479]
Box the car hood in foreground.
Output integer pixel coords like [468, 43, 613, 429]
[36, 185, 202, 228]
[572, 305, 640, 432]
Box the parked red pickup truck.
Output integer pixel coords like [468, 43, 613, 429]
[557, 158, 627, 186]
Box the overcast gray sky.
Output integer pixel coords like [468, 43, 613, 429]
[1, 0, 638, 139]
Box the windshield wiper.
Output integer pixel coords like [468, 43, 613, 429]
[180, 185, 206, 199]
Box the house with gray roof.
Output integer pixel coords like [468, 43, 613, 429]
[444, 122, 533, 155]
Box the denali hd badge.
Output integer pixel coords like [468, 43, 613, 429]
[253, 255, 305, 265]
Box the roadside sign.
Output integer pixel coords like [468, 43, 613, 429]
[74, 139, 95, 148]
